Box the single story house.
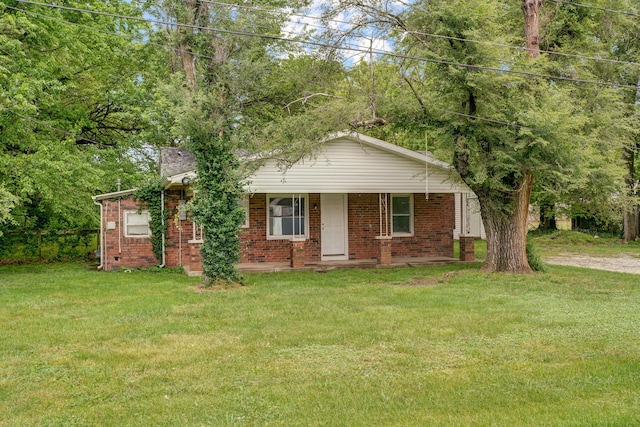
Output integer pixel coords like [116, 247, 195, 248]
[92, 132, 481, 274]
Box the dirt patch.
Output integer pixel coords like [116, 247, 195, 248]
[405, 278, 440, 287]
[189, 282, 246, 293]
[545, 254, 640, 275]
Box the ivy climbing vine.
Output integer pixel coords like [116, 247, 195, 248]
[133, 177, 168, 264]
[188, 123, 246, 285]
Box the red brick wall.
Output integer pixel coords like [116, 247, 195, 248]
[100, 197, 157, 271]
[392, 193, 455, 259]
[346, 193, 454, 260]
[240, 192, 454, 263]
[348, 194, 381, 260]
[239, 193, 321, 263]
[100, 190, 199, 270]
[164, 189, 198, 269]
[100, 191, 455, 270]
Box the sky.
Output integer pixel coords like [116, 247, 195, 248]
[281, 0, 404, 65]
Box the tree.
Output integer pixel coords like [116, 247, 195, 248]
[0, 1, 155, 232]
[145, 0, 312, 283]
[530, 0, 639, 237]
[317, 0, 629, 272]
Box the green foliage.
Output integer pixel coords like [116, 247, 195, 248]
[0, 1, 157, 232]
[0, 230, 97, 263]
[0, 185, 17, 237]
[314, 0, 634, 271]
[133, 178, 167, 264]
[530, 230, 623, 249]
[145, 0, 318, 283]
[526, 239, 547, 272]
[187, 119, 246, 285]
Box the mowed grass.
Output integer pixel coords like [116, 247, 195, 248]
[1, 262, 640, 426]
[530, 230, 640, 258]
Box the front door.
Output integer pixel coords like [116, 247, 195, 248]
[321, 194, 348, 260]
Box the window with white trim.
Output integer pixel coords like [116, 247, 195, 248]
[267, 194, 307, 239]
[124, 210, 151, 237]
[191, 222, 204, 242]
[391, 194, 413, 236]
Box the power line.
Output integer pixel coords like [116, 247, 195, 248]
[6, 4, 338, 91]
[10, 0, 640, 139]
[403, 29, 640, 68]
[5, 4, 283, 64]
[4, 7, 633, 156]
[549, 0, 640, 18]
[158, 0, 640, 68]
[365, 91, 633, 151]
[13, 0, 639, 90]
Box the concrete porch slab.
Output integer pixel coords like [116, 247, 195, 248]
[185, 257, 465, 275]
[237, 256, 462, 273]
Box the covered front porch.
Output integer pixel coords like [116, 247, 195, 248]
[182, 234, 477, 276]
[182, 255, 471, 276]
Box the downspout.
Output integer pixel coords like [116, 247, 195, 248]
[159, 189, 166, 268]
[92, 197, 104, 270]
[425, 132, 430, 200]
[117, 179, 122, 254]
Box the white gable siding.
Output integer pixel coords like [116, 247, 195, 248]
[246, 138, 465, 194]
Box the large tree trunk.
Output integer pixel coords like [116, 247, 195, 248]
[623, 209, 639, 241]
[522, 0, 543, 58]
[471, 1, 539, 272]
[477, 173, 534, 273]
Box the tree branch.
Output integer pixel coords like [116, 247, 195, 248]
[284, 93, 345, 114]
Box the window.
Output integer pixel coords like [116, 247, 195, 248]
[124, 210, 150, 237]
[391, 194, 413, 236]
[267, 194, 307, 239]
[239, 195, 250, 228]
[191, 222, 204, 242]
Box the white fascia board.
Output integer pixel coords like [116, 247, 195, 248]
[92, 188, 137, 201]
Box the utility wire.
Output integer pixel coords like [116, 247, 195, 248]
[13, 0, 639, 90]
[6, 4, 337, 90]
[11, 0, 639, 73]
[549, 0, 640, 18]
[6, 1, 637, 150]
[403, 30, 640, 67]
[142, 0, 640, 68]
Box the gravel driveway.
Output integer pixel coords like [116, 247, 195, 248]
[545, 254, 640, 274]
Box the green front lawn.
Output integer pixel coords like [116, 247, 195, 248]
[530, 230, 640, 258]
[1, 262, 639, 426]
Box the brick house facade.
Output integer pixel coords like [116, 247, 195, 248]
[96, 190, 455, 271]
[93, 133, 473, 273]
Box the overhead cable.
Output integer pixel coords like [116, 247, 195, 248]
[12, 0, 639, 90]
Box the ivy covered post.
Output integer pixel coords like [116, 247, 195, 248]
[189, 124, 245, 285]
